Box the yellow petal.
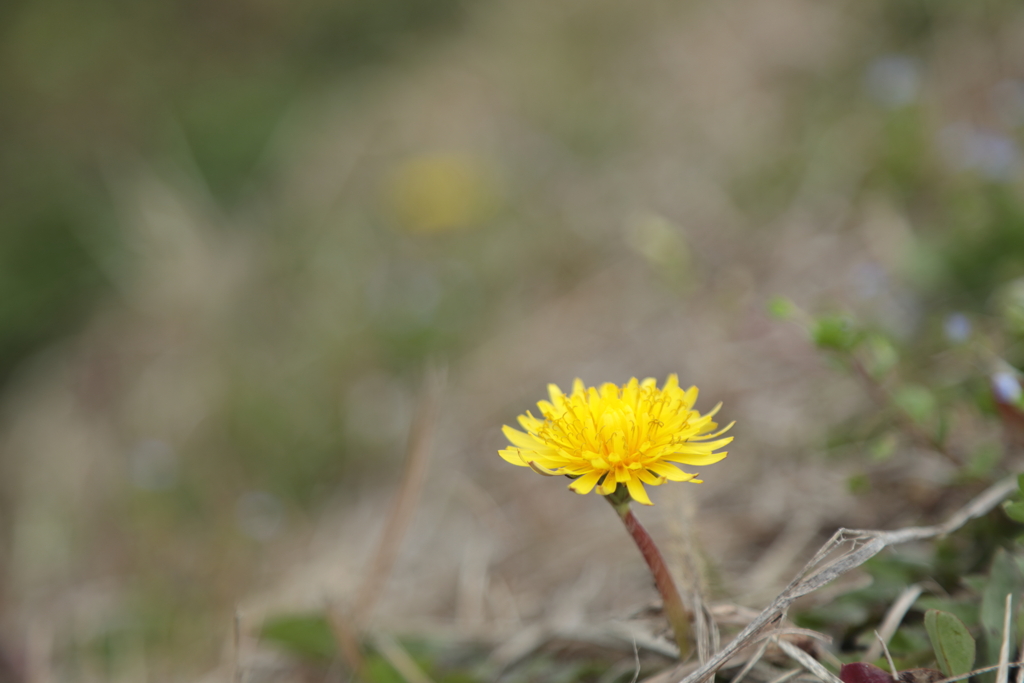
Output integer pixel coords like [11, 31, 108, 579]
[665, 450, 727, 466]
[679, 436, 733, 451]
[568, 470, 604, 494]
[502, 424, 546, 450]
[498, 448, 528, 466]
[696, 421, 734, 440]
[536, 400, 557, 418]
[527, 460, 561, 476]
[517, 412, 544, 432]
[676, 386, 695, 410]
[637, 470, 665, 485]
[626, 477, 653, 505]
[600, 383, 619, 401]
[622, 377, 640, 408]
[645, 461, 695, 481]
[701, 401, 723, 420]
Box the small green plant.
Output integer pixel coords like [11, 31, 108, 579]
[763, 289, 1024, 682]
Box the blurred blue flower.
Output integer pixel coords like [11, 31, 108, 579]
[940, 123, 1020, 181]
[943, 313, 971, 343]
[864, 55, 919, 108]
[992, 371, 1023, 404]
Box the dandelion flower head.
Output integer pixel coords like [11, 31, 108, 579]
[499, 375, 733, 505]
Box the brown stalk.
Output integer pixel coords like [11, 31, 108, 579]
[326, 603, 368, 673]
[353, 364, 446, 623]
[608, 495, 693, 660]
[327, 364, 444, 676]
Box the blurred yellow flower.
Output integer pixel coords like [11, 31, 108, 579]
[388, 153, 497, 234]
[499, 375, 732, 505]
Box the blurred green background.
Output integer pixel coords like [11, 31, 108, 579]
[1, 0, 470, 376]
[5, 0, 1024, 679]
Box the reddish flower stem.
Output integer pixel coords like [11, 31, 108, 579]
[608, 497, 692, 659]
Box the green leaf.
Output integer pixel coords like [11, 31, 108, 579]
[1004, 500, 1024, 524]
[869, 433, 898, 463]
[924, 609, 976, 677]
[964, 444, 1001, 479]
[847, 473, 870, 495]
[812, 314, 857, 351]
[261, 613, 337, 661]
[963, 575, 988, 593]
[979, 549, 1023, 680]
[863, 334, 898, 377]
[767, 296, 796, 320]
[894, 385, 936, 424]
[916, 596, 979, 627]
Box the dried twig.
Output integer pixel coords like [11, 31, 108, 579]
[862, 584, 923, 663]
[655, 476, 1017, 683]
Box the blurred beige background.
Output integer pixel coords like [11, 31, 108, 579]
[2, 0, 1023, 679]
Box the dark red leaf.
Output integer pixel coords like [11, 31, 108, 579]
[840, 663, 894, 683]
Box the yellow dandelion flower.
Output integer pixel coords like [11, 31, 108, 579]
[499, 374, 733, 506]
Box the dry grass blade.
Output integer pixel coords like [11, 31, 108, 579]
[935, 662, 1023, 683]
[1016, 630, 1024, 683]
[693, 593, 719, 664]
[658, 476, 1018, 683]
[354, 365, 446, 623]
[668, 494, 718, 662]
[369, 631, 437, 683]
[327, 602, 367, 673]
[775, 638, 842, 683]
[997, 594, 1014, 683]
[729, 638, 772, 683]
[876, 631, 897, 679]
[766, 669, 802, 683]
[863, 584, 923, 663]
[631, 638, 642, 683]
